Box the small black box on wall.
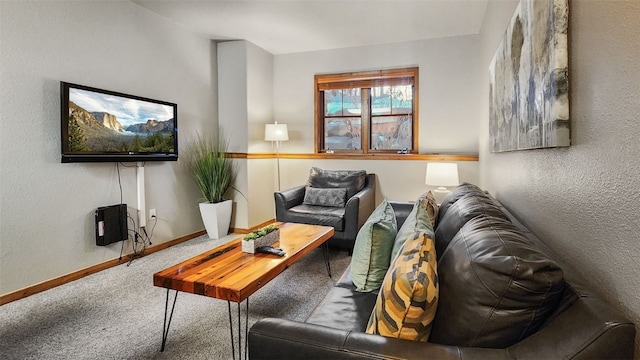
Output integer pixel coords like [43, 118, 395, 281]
[95, 204, 128, 246]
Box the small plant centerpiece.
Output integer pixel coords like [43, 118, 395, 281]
[242, 224, 280, 253]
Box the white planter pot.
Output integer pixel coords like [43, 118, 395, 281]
[199, 200, 232, 239]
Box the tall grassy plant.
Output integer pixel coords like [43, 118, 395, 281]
[190, 134, 235, 204]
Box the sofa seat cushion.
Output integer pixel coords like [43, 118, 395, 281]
[350, 200, 397, 292]
[366, 230, 439, 342]
[430, 215, 565, 348]
[287, 205, 345, 231]
[434, 194, 510, 257]
[305, 286, 379, 332]
[307, 167, 367, 198]
[334, 266, 360, 290]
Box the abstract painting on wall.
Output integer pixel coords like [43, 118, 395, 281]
[489, 0, 569, 152]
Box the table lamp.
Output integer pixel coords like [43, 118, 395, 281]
[425, 163, 459, 202]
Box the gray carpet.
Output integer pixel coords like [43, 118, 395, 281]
[0, 234, 351, 359]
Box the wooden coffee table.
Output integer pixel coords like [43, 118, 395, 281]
[153, 222, 334, 359]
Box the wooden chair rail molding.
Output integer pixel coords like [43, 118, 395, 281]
[227, 152, 478, 161]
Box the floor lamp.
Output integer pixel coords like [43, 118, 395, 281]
[265, 122, 289, 191]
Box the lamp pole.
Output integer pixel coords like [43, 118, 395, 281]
[276, 140, 282, 191]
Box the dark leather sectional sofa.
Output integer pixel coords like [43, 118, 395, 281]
[249, 183, 635, 359]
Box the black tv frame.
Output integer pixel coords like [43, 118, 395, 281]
[60, 82, 178, 163]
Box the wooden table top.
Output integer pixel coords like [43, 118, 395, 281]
[153, 222, 334, 303]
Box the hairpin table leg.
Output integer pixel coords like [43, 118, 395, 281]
[322, 242, 332, 278]
[227, 298, 249, 360]
[161, 289, 179, 351]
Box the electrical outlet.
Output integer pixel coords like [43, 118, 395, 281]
[149, 209, 157, 219]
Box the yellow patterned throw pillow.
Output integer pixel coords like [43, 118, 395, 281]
[365, 230, 439, 341]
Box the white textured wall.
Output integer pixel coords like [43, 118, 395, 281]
[246, 43, 274, 153]
[217, 41, 250, 228]
[274, 37, 483, 154]
[218, 41, 275, 228]
[218, 41, 249, 153]
[0, 1, 216, 295]
[479, 0, 640, 355]
[245, 43, 275, 227]
[259, 37, 481, 224]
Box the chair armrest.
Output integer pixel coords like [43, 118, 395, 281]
[274, 185, 306, 221]
[341, 174, 376, 252]
[248, 318, 505, 360]
[342, 174, 375, 243]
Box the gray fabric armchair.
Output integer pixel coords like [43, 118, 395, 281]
[274, 168, 375, 253]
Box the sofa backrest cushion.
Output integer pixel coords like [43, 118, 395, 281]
[390, 193, 434, 262]
[308, 167, 367, 198]
[303, 187, 348, 207]
[437, 182, 486, 223]
[434, 194, 510, 258]
[366, 230, 438, 342]
[430, 215, 565, 348]
[350, 199, 397, 292]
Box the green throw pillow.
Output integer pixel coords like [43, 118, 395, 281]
[350, 199, 397, 292]
[390, 194, 434, 262]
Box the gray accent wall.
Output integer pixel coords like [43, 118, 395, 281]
[0, 1, 216, 295]
[479, 0, 640, 355]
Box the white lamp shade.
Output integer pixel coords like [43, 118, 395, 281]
[425, 163, 460, 187]
[264, 123, 289, 141]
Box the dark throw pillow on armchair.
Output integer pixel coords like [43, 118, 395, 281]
[303, 187, 348, 207]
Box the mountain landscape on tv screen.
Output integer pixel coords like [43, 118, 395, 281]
[67, 101, 175, 153]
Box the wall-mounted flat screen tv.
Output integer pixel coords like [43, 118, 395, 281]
[61, 82, 178, 163]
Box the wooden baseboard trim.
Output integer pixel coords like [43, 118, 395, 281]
[230, 218, 276, 234]
[0, 230, 206, 306]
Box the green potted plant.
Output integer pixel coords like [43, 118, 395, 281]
[189, 132, 238, 239]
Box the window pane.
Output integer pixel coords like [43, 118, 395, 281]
[324, 88, 361, 116]
[325, 90, 343, 116]
[325, 118, 361, 150]
[391, 85, 413, 114]
[342, 88, 361, 115]
[370, 115, 412, 150]
[371, 86, 391, 115]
